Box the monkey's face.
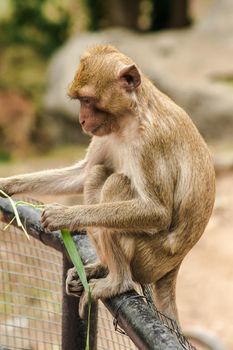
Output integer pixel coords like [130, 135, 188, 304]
[77, 88, 139, 137]
[78, 95, 116, 136]
[68, 47, 141, 137]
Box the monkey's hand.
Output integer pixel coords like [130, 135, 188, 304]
[41, 203, 76, 232]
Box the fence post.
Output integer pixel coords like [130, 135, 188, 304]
[62, 251, 98, 350]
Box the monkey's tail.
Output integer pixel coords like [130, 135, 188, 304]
[141, 283, 180, 329]
[141, 284, 197, 350]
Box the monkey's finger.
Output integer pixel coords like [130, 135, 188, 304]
[68, 284, 84, 292]
[41, 218, 58, 232]
[66, 266, 78, 278]
[40, 217, 49, 227]
[40, 210, 50, 221]
[41, 207, 56, 218]
[41, 211, 60, 225]
[66, 278, 84, 295]
[0, 184, 14, 197]
[41, 210, 50, 222]
[41, 203, 64, 219]
[68, 280, 82, 287]
[66, 286, 83, 297]
[71, 284, 83, 291]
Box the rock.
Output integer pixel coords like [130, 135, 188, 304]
[214, 154, 233, 175]
[0, 93, 35, 156]
[196, 0, 233, 39]
[44, 0, 233, 142]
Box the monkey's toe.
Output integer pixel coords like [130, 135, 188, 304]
[67, 266, 78, 279]
[89, 276, 136, 300]
[66, 281, 84, 297]
[66, 268, 84, 297]
[84, 262, 108, 280]
[79, 292, 89, 319]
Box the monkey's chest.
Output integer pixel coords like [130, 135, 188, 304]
[111, 153, 134, 182]
[107, 142, 144, 195]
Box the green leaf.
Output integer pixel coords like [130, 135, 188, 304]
[61, 229, 90, 292]
[0, 190, 30, 240]
[61, 229, 91, 350]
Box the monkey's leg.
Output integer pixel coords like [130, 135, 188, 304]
[79, 230, 136, 318]
[66, 165, 112, 298]
[91, 172, 136, 293]
[79, 234, 136, 318]
[153, 265, 181, 324]
[79, 173, 136, 317]
[83, 164, 112, 205]
[83, 164, 113, 265]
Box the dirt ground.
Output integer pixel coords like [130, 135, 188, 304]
[178, 171, 233, 349]
[0, 147, 232, 349]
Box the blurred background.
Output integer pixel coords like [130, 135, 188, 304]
[0, 0, 232, 349]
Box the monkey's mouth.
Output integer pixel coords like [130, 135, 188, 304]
[90, 124, 104, 135]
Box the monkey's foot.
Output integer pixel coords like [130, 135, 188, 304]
[79, 275, 136, 318]
[66, 262, 107, 297]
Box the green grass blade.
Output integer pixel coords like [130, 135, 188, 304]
[61, 229, 91, 350]
[86, 290, 92, 350]
[0, 190, 30, 240]
[61, 229, 89, 291]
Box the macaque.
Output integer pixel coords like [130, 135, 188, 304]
[0, 45, 215, 322]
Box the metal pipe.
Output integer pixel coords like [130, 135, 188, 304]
[62, 255, 98, 350]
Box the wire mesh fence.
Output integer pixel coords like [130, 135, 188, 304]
[0, 222, 62, 350]
[0, 222, 137, 350]
[0, 195, 223, 350]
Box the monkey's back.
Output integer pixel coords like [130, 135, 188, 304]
[160, 100, 216, 256]
[130, 105, 215, 283]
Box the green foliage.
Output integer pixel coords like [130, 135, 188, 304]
[150, 0, 190, 31]
[216, 76, 233, 86]
[85, 0, 103, 31]
[0, 151, 11, 163]
[83, 0, 190, 32]
[61, 229, 91, 350]
[1, 0, 71, 57]
[0, 45, 46, 100]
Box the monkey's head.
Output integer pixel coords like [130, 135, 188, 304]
[68, 45, 141, 137]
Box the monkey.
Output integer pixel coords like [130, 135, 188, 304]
[0, 45, 215, 323]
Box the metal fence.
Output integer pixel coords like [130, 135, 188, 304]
[0, 195, 226, 350]
[0, 197, 197, 350]
[0, 221, 138, 350]
[0, 221, 62, 350]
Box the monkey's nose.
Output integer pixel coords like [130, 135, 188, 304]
[80, 120, 85, 126]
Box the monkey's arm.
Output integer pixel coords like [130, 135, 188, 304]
[0, 138, 107, 196]
[41, 199, 172, 232]
[0, 160, 87, 196]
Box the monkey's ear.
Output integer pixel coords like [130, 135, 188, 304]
[118, 64, 141, 91]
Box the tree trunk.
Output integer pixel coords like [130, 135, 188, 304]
[151, 0, 190, 31]
[103, 0, 140, 29]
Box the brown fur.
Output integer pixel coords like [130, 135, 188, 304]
[0, 45, 215, 322]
